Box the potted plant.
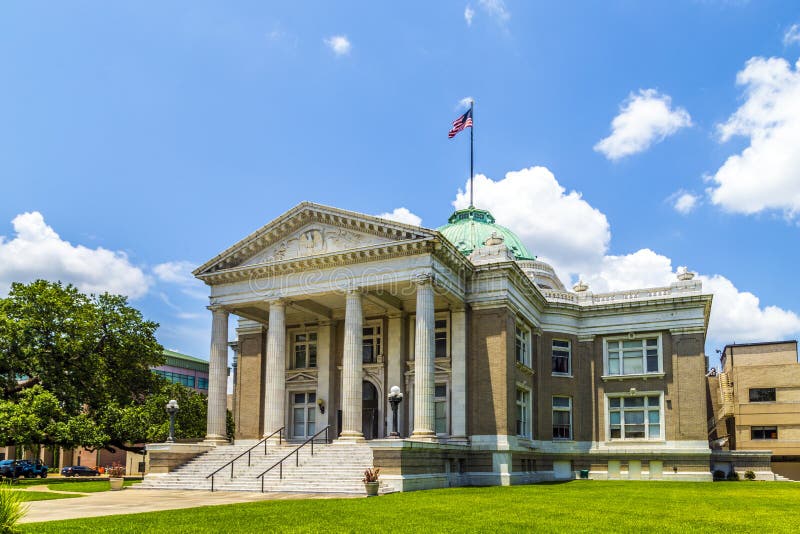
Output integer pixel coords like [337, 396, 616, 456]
[362, 468, 380, 497]
[107, 464, 125, 491]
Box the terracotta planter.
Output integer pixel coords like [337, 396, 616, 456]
[109, 477, 125, 491]
[364, 481, 379, 497]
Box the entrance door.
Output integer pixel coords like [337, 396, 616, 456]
[291, 392, 316, 440]
[362, 381, 379, 440]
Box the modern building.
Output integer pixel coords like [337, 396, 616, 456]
[177, 201, 720, 491]
[707, 341, 800, 480]
[153, 349, 210, 394]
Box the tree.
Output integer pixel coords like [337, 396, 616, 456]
[0, 280, 164, 413]
[0, 386, 107, 454]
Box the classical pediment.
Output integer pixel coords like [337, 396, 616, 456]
[239, 223, 389, 267]
[194, 202, 437, 277]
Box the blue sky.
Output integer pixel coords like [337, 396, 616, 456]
[2, 1, 800, 366]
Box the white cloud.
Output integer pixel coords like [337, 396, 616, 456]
[324, 35, 351, 56]
[594, 89, 692, 160]
[457, 96, 474, 110]
[377, 207, 423, 227]
[707, 56, 800, 218]
[452, 167, 611, 278]
[784, 24, 800, 46]
[153, 261, 197, 285]
[479, 0, 510, 23]
[581, 249, 675, 294]
[464, 1, 510, 26]
[153, 260, 207, 300]
[464, 5, 475, 26]
[672, 191, 700, 214]
[0, 212, 150, 298]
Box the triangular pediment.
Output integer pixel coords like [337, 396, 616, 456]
[194, 202, 436, 276]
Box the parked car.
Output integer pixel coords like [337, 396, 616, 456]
[19, 460, 48, 478]
[0, 460, 26, 479]
[60, 465, 100, 477]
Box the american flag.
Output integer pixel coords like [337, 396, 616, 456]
[448, 108, 473, 138]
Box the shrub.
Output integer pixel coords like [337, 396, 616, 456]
[744, 470, 756, 481]
[712, 470, 726, 481]
[727, 470, 740, 481]
[0, 484, 29, 534]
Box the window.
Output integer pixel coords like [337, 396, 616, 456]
[749, 388, 776, 402]
[197, 377, 208, 390]
[293, 332, 317, 369]
[362, 325, 382, 364]
[154, 370, 196, 388]
[516, 389, 531, 438]
[552, 396, 572, 440]
[291, 392, 316, 439]
[608, 394, 662, 440]
[606, 336, 661, 376]
[434, 384, 448, 435]
[515, 324, 531, 367]
[435, 319, 449, 359]
[751, 426, 778, 440]
[552, 340, 571, 375]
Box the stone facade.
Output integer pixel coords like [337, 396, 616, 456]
[194, 202, 717, 490]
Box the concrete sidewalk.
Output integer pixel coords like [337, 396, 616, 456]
[21, 488, 359, 523]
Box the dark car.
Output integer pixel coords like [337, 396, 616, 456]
[60, 465, 100, 477]
[19, 459, 48, 478]
[0, 460, 26, 479]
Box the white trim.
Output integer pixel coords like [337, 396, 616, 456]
[603, 333, 663, 378]
[604, 390, 665, 442]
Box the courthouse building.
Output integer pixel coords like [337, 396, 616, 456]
[192, 202, 715, 488]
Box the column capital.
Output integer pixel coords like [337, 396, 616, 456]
[268, 298, 288, 308]
[207, 305, 229, 315]
[413, 272, 435, 286]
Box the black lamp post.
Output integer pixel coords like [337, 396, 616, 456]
[388, 386, 403, 438]
[165, 399, 179, 443]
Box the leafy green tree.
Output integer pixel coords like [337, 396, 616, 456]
[0, 280, 164, 413]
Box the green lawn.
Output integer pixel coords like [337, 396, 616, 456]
[20, 481, 800, 533]
[18, 492, 81, 502]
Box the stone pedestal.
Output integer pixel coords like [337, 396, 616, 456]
[145, 442, 215, 475]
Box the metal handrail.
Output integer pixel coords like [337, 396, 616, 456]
[256, 426, 330, 493]
[207, 427, 283, 492]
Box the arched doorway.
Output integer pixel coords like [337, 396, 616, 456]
[362, 381, 379, 440]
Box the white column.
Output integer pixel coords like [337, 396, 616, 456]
[263, 300, 286, 440]
[205, 306, 229, 444]
[387, 313, 406, 436]
[411, 274, 437, 440]
[316, 321, 334, 432]
[450, 308, 468, 442]
[339, 290, 364, 440]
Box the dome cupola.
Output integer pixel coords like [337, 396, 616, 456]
[437, 207, 535, 261]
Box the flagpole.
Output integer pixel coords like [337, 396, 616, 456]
[470, 99, 474, 208]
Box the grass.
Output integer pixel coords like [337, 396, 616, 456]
[19, 481, 800, 533]
[17, 492, 80, 502]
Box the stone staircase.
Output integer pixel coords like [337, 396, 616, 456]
[139, 440, 392, 494]
[774, 473, 796, 482]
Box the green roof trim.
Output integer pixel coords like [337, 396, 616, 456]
[163, 349, 209, 372]
[437, 207, 535, 260]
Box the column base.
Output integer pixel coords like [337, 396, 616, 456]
[335, 431, 365, 443]
[410, 430, 438, 442]
[203, 435, 229, 446]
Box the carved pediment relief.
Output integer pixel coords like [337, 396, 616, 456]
[240, 224, 393, 267]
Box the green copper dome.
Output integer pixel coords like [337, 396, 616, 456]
[437, 207, 535, 260]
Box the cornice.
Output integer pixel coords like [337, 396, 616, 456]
[194, 202, 438, 277]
